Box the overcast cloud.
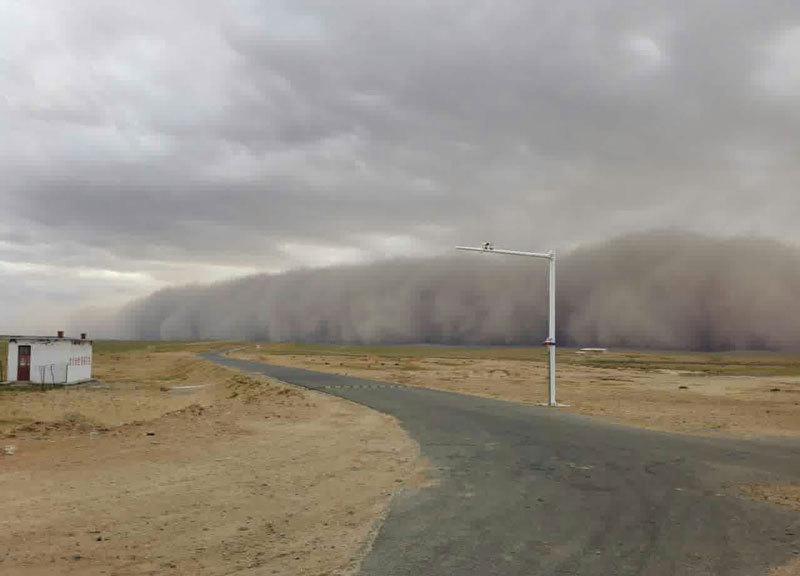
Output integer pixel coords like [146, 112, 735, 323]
[1, 0, 799, 334]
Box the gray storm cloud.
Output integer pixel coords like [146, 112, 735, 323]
[2, 1, 800, 332]
[102, 231, 800, 351]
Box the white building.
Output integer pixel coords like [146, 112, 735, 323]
[5, 332, 93, 385]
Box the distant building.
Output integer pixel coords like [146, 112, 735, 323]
[5, 332, 92, 385]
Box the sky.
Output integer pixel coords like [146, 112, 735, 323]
[1, 0, 799, 334]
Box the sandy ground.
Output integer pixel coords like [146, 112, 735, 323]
[0, 352, 234, 435]
[741, 484, 800, 512]
[768, 556, 800, 576]
[0, 349, 421, 575]
[229, 350, 800, 439]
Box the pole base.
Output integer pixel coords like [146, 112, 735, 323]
[539, 402, 570, 407]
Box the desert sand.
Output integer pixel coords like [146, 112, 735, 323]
[0, 347, 421, 575]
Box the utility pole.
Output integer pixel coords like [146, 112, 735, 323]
[456, 244, 560, 406]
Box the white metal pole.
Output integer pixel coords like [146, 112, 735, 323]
[547, 251, 556, 406]
[456, 244, 559, 407]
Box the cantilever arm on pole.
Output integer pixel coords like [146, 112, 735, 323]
[456, 246, 553, 260]
[456, 243, 561, 407]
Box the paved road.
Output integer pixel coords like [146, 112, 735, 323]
[205, 354, 800, 576]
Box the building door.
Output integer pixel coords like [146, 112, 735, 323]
[17, 345, 31, 381]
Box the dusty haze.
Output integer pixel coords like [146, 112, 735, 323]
[92, 231, 800, 351]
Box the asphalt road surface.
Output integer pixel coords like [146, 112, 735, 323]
[205, 353, 800, 576]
